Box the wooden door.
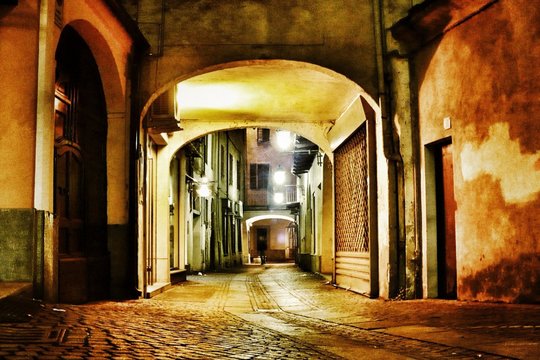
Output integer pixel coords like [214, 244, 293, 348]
[436, 143, 457, 298]
[55, 145, 84, 256]
[54, 86, 88, 304]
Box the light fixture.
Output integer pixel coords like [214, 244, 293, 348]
[273, 165, 286, 185]
[316, 151, 324, 167]
[273, 192, 284, 204]
[275, 130, 292, 151]
[196, 177, 212, 198]
[186, 174, 213, 198]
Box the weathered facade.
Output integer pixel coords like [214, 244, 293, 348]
[126, 0, 540, 303]
[1, 0, 537, 304]
[0, 0, 146, 302]
[392, 0, 540, 302]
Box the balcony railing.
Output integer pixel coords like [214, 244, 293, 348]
[283, 184, 303, 204]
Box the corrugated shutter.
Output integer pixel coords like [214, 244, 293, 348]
[334, 124, 371, 295]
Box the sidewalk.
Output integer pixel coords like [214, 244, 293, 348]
[260, 264, 540, 359]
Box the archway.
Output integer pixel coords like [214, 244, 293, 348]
[138, 60, 383, 298]
[245, 215, 297, 264]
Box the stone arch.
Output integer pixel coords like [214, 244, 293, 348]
[65, 19, 125, 114]
[246, 214, 296, 228]
[143, 59, 384, 293]
[161, 124, 331, 171]
[140, 59, 375, 127]
[144, 59, 380, 165]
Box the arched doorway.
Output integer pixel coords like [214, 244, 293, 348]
[245, 215, 297, 264]
[54, 27, 109, 303]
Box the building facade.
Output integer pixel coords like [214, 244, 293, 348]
[243, 128, 299, 264]
[1, 0, 538, 304]
[0, 0, 147, 303]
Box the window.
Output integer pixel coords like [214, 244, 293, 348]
[222, 199, 229, 255]
[250, 163, 269, 190]
[257, 128, 270, 143]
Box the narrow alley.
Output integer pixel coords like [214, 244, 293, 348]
[1, 264, 538, 359]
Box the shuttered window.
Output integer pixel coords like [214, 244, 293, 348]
[257, 128, 270, 143]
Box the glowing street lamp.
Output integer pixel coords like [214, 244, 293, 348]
[275, 130, 292, 151]
[196, 177, 212, 198]
[273, 166, 286, 185]
[273, 192, 284, 204]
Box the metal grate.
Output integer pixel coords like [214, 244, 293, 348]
[335, 126, 369, 253]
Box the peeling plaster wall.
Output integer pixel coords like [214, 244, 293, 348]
[415, 0, 539, 302]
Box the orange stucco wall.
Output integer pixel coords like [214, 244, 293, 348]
[416, 0, 539, 302]
[0, 1, 40, 208]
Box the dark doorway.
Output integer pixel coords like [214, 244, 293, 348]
[256, 228, 268, 264]
[434, 142, 457, 299]
[54, 27, 109, 303]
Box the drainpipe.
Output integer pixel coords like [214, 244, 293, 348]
[372, 0, 404, 299]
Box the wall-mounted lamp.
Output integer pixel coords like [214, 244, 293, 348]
[196, 178, 212, 198]
[316, 151, 324, 167]
[273, 192, 284, 204]
[186, 174, 213, 198]
[275, 130, 293, 151]
[273, 165, 286, 185]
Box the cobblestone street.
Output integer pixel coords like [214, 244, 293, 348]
[0, 263, 538, 359]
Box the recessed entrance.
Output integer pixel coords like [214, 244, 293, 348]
[433, 141, 457, 299]
[54, 27, 109, 303]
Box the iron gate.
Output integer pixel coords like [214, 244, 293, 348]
[334, 124, 374, 296]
